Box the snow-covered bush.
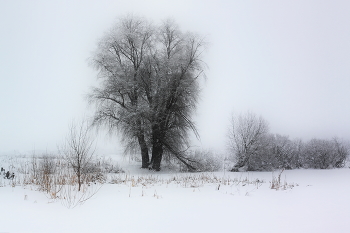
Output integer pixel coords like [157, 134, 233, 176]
[179, 149, 223, 172]
[270, 135, 300, 170]
[252, 134, 279, 171]
[301, 138, 348, 169]
[230, 133, 285, 172]
[253, 135, 302, 171]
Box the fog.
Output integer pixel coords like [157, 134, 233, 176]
[1, 0, 350, 155]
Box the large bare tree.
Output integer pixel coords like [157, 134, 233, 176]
[89, 16, 206, 171]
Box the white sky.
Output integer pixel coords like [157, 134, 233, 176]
[1, 0, 350, 155]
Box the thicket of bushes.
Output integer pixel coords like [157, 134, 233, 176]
[228, 112, 349, 172]
[241, 136, 348, 171]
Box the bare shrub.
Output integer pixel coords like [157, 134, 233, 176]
[59, 181, 103, 209]
[270, 169, 297, 191]
[253, 134, 301, 171]
[244, 134, 276, 171]
[29, 154, 39, 179]
[302, 138, 348, 169]
[38, 155, 56, 175]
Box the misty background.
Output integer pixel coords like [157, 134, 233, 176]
[1, 0, 350, 155]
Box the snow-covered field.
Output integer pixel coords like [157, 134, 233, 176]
[1, 155, 349, 233]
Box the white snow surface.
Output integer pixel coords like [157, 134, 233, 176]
[0, 155, 349, 233]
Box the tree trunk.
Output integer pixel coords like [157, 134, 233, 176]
[137, 134, 149, 168]
[151, 141, 163, 171]
[77, 172, 81, 191]
[150, 124, 163, 171]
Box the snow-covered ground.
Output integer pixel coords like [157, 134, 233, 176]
[0, 154, 349, 233]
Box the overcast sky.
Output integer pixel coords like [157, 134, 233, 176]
[1, 0, 350, 155]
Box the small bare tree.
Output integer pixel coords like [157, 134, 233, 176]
[61, 120, 95, 191]
[227, 111, 269, 171]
